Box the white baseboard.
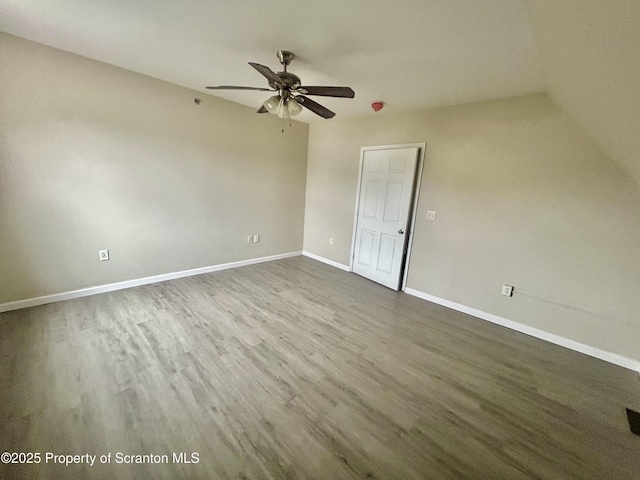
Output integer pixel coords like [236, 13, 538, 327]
[0, 251, 302, 314]
[302, 251, 350, 272]
[404, 288, 640, 373]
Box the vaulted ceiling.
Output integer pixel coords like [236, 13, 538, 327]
[528, 1, 640, 186]
[1, 0, 638, 183]
[0, 0, 545, 122]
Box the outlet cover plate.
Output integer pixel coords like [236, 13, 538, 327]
[99, 249, 109, 261]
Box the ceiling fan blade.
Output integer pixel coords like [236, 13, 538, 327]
[206, 85, 273, 91]
[297, 96, 335, 119]
[298, 86, 355, 98]
[249, 62, 283, 87]
[257, 105, 268, 113]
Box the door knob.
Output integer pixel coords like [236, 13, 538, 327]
[398, 229, 404, 234]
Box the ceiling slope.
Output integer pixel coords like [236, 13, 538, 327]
[0, 0, 544, 123]
[528, 0, 640, 186]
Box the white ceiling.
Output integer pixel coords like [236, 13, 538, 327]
[0, 0, 545, 123]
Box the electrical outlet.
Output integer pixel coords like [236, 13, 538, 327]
[247, 235, 253, 244]
[329, 237, 334, 245]
[253, 234, 260, 243]
[426, 211, 437, 221]
[99, 249, 109, 261]
[502, 284, 514, 297]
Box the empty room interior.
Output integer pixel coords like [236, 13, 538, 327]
[1, 1, 640, 479]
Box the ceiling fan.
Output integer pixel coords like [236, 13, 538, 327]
[206, 50, 355, 122]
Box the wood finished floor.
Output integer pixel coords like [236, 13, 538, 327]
[1, 256, 639, 479]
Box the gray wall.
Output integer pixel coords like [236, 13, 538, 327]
[303, 94, 640, 361]
[0, 33, 308, 303]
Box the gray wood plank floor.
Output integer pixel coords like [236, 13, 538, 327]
[1, 256, 639, 479]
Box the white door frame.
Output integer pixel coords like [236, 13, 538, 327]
[349, 143, 426, 291]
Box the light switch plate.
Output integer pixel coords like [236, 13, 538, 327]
[99, 249, 109, 261]
[253, 234, 260, 243]
[502, 284, 514, 297]
[426, 211, 437, 221]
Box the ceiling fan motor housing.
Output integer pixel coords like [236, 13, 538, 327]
[269, 72, 301, 90]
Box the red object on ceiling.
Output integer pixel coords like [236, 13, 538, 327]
[371, 102, 384, 112]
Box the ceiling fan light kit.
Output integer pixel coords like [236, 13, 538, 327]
[206, 50, 355, 129]
[264, 95, 302, 118]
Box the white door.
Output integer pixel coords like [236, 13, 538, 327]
[352, 147, 419, 290]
